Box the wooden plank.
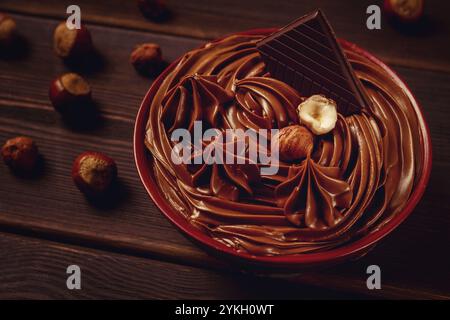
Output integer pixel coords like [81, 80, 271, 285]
[0, 15, 212, 268]
[0, 15, 449, 299]
[0, 105, 448, 300]
[0, 0, 449, 72]
[0, 232, 369, 299]
[0, 14, 203, 121]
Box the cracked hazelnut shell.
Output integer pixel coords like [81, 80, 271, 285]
[49, 73, 92, 113]
[72, 151, 117, 197]
[53, 22, 93, 59]
[1, 136, 39, 172]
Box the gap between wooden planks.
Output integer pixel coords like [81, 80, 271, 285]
[0, 231, 375, 299]
[0, 220, 448, 299]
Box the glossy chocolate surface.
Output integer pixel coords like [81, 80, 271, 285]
[145, 34, 423, 256]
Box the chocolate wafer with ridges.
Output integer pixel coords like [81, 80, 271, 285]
[256, 9, 371, 115]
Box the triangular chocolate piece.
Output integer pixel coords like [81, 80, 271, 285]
[256, 10, 370, 115]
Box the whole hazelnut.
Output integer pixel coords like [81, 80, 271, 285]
[274, 125, 314, 162]
[130, 43, 163, 77]
[137, 0, 170, 22]
[49, 72, 92, 113]
[72, 151, 117, 197]
[1, 136, 39, 172]
[0, 13, 17, 46]
[384, 0, 424, 24]
[53, 22, 93, 60]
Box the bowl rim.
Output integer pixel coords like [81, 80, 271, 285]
[133, 28, 432, 267]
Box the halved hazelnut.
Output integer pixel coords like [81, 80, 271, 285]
[130, 43, 163, 77]
[297, 95, 338, 135]
[72, 151, 117, 197]
[49, 72, 92, 113]
[53, 22, 93, 60]
[0, 13, 16, 46]
[384, 0, 424, 24]
[273, 125, 314, 162]
[1, 136, 39, 172]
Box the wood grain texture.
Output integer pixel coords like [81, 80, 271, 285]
[1, 0, 449, 72]
[0, 232, 368, 299]
[0, 15, 202, 121]
[0, 14, 449, 299]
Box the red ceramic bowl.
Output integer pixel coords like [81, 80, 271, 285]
[134, 29, 432, 271]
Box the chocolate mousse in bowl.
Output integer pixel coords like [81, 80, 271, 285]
[136, 10, 431, 266]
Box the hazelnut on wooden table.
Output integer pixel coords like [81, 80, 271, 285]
[72, 151, 118, 197]
[53, 22, 93, 60]
[137, 0, 170, 22]
[49, 72, 92, 114]
[1, 136, 39, 172]
[274, 125, 314, 162]
[130, 43, 163, 77]
[0, 13, 16, 46]
[384, 0, 424, 24]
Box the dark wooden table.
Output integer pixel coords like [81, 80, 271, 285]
[0, 0, 449, 299]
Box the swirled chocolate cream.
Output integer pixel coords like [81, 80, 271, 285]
[145, 10, 424, 255]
